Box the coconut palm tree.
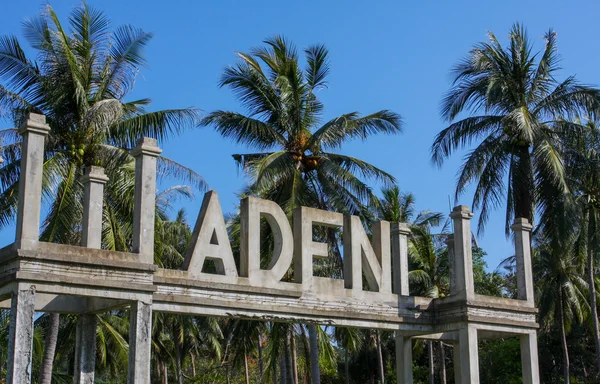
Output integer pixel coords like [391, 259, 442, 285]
[432, 23, 600, 234]
[334, 327, 361, 384]
[0, 4, 204, 381]
[560, 116, 600, 376]
[535, 236, 591, 384]
[203, 36, 402, 383]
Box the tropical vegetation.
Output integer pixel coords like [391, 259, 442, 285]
[0, 4, 598, 384]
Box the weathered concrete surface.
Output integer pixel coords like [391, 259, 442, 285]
[239, 196, 294, 286]
[75, 169, 106, 382]
[450, 206, 475, 301]
[131, 137, 161, 264]
[458, 326, 480, 384]
[184, 191, 238, 281]
[293, 206, 343, 289]
[6, 284, 36, 384]
[391, 223, 411, 296]
[128, 300, 152, 384]
[520, 331, 540, 384]
[74, 314, 97, 384]
[15, 113, 50, 250]
[446, 234, 456, 294]
[81, 166, 108, 248]
[512, 218, 535, 305]
[344, 216, 391, 293]
[395, 334, 413, 384]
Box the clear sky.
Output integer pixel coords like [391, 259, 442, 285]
[1, 1, 599, 270]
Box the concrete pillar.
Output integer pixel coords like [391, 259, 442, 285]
[128, 300, 152, 384]
[452, 342, 462, 384]
[511, 218, 534, 305]
[458, 326, 479, 384]
[395, 334, 413, 384]
[450, 206, 475, 301]
[6, 284, 36, 384]
[15, 113, 50, 250]
[74, 314, 97, 384]
[131, 137, 161, 264]
[81, 166, 108, 248]
[74, 167, 106, 382]
[520, 331, 540, 384]
[446, 234, 456, 295]
[391, 223, 411, 296]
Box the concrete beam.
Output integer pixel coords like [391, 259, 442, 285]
[6, 284, 36, 384]
[131, 137, 161, 264]
[15, 113, 50, 250]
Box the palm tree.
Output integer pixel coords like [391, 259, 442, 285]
[334, 327, 361, 384]
[560, 116, 600, 376]
[536, 239, 590, 384]
[203, 36, 402, 383]
[0, 4, 204, 381]
[431, 23, 600, 234]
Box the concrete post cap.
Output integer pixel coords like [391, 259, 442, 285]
[449, 205, 474, 219]
[131, 137, 162, 157]
[18, 112, 51, 135]
[511, 217, 533, 232]
[392, 222, 411, 235]
[80, 166, 109, 184]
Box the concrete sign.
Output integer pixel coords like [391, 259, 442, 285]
[0, 114, 541, 384]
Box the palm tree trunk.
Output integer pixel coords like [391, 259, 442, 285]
[429, 341, 435, 384]
[558, 289, 570, 384]
[280, 354, 288, 384]
[308, 324, 320, 384]
[191, 352, 196, 377]
[513, 145, 534, 223]
[258, 333, 264, 380]
[587, 213, 600, 376]
[345, 348, 349, 384]
[175, 344, 184, 384]
[163, 362, 169, 384]
[244, 345, 250, 384]
[285, 333, 293, 384]
[376, 331, 385, 384]
[290, 328, 299, 384]
[439, 341, 447, 384]
[39, 312, 60, 384]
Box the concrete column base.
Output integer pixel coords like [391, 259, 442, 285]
[395, 333, 413, 384]
[458, 326, 479, 384]
[128, 300, 152, 384]
[7, 284, 36, 384]
[520, 331, 540, 384]
[74, 314, 97, 383]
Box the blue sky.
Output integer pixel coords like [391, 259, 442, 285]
[1, 1, 599, 271]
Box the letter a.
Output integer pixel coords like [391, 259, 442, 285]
[183, 191, 238, 280]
